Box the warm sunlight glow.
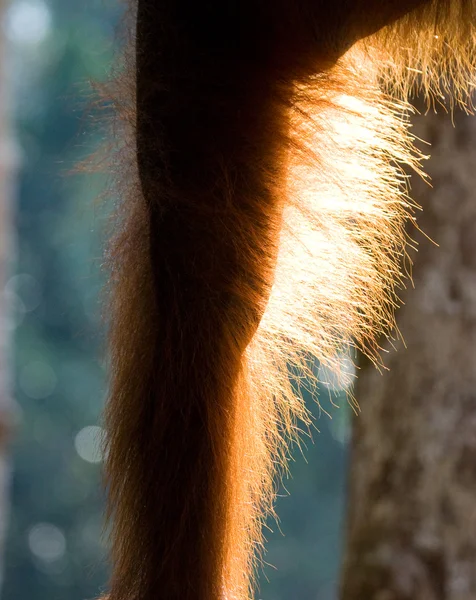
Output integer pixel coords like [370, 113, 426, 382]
[220, 23, 476, 591]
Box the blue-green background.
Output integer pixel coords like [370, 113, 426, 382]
[4, 2, 351, 598]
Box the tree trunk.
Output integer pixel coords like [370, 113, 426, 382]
[340, 106, 476, 600]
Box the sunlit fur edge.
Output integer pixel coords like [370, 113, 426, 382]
[100, 5, 476, 599]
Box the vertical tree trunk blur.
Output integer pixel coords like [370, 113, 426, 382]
[0, 0, 17, 592]
[340, 106, 476, 600]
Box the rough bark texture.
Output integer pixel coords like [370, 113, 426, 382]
[340, 106, 476, 600]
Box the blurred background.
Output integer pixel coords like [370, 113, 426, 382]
[0, 1, 353, 599]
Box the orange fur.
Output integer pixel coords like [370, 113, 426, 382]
[101, 2, 476, 599]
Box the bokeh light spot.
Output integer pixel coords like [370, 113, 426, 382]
[5, 0, 52, 45]
[317, 354, 356, 392]
[74, 426, 104, 464]
[6, 273, 42, 312]
[28, 523, 66, 563]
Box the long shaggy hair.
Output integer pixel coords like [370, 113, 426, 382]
[101, 2, 476, 599]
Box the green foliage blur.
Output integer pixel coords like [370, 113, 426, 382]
[3, 2, 352, 599]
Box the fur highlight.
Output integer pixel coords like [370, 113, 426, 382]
[101, 2, 476, 599]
